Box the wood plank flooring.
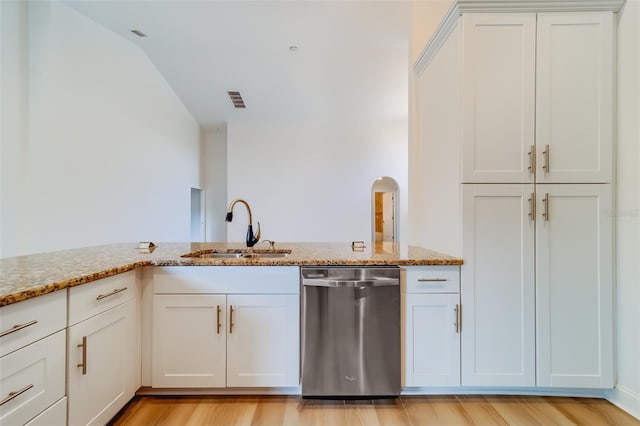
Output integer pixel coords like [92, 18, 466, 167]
[108, 395, 640, 426]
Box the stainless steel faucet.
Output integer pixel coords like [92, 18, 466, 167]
[225, 198, 261, 247]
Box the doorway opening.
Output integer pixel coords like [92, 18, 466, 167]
[190, 187, 205, 242]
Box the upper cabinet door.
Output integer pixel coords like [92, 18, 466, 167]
[461, 14, 536, 184]
[536, 13, 614, 183]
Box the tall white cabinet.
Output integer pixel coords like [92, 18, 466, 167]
[412, 0, 620, 389]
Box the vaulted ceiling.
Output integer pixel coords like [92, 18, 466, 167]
[65, 1, 411, 130]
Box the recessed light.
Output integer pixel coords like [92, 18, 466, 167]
[130, 29, 147, 38]
[289, 45, 299, 52]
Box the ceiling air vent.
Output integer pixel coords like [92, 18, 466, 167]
[228, 91, 246, 109]
[130, 29, 147, 38]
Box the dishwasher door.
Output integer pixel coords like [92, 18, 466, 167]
[301, 267, 400, 397]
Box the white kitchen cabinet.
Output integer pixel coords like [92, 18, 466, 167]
[67, 271, 138, 426]
[461, 184, 613, 388]
[0, 290, 66, 357]
[461, 184, 536, 387]
[226, 294, 299, 387]
[151, 266, 300, 389]
[0, 290, 67, 426]
[461, 11, 614, 184]
[403, 293, 460, 387]
[536, 184, 613, 388]
[152, 294, 227, 388]
[414, 2, 618, 391]
[402, 266, 461, 387]
[0, 331, 66, 426]
[461, 13, 536, 184]
[24, 397, 67, 426]
[535, 13, 613, 183]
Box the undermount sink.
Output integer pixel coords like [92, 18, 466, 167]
[181, 249, 292, 259]
[199, 252, 243, 258]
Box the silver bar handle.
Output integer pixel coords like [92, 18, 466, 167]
[542, 193, 550, 222]
[528, 193, 535, 222]
[542, 144, 550, 173]
[77, 336, 87, 375]
[527, 145, 535, 175]
[229, 305, 234, 334]
[0, 384, 34, 406]
[96, 287, 127, 300]
[417, 278, 447, 282]
[455, 304, 462, 334]
[303, 279, 399, 288]
[216, 305, 222, 334]
[0, 320, 38, 338]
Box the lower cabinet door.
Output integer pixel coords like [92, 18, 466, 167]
[403, 293, 460, 387]
[536, 184, 613, 388]
[68, 300, 136, 426]
[227, 294, 299, 387]
[152, 294, 227, 388]
[461, 184, 536, 387]
[0, 331, 66, 426]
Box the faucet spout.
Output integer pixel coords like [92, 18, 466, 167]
[226, 198, 261, 247]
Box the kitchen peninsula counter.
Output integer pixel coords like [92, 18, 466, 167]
[0, 242, 462, 306]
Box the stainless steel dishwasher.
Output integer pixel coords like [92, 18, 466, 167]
[301, 266, 400, 398]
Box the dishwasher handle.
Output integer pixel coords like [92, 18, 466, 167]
[303, 279, 399, 288]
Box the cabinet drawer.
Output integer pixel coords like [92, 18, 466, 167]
[154, 266, 300, 294]
[24, 397, 66, 426]
[0, 330, 66, 426]
[0, 291, 66, 357]
[402, 266, 460, 293]
[69, 271, 135, 326]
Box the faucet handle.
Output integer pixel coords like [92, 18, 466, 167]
[261, 239, 275, 250]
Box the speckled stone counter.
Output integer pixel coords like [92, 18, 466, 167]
[0, 242, 462, 307]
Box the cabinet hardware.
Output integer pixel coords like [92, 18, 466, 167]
[528, 145, 535, 174]
[528, 193, 536, 221]
[0, 320, 38, 338]
[96, 287, 127, 301]
[542, 144, 550, 172]
[417, 278, 447, 282]
[455, 304, 462, 334]
[216, 305, 222, 334]
[0, 384, 34, 406]
[77, 336, 87, 375]
[542, 193, 550, 221]
[229, 305, 234, 334]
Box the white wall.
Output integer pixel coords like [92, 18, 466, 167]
[202, 128, 228, 242]
[0, 1, 29, 257]
[0, 1, 200, 256]
[407, 0, 460, 251]
[226, 122, 408, 244]
[607, 0, 640, 418]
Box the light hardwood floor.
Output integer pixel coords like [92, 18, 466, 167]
[108, 395, 640, 426]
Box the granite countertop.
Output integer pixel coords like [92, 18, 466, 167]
[0, 242, 462, 307]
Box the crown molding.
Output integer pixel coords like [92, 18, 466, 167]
[413, 0, 625, 73]
[413, 2, 460, 74]
[456, 0, 625, 13]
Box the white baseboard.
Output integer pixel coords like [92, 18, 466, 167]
[606, 385, 640, 420]
[401, 387, 607, 398]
